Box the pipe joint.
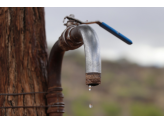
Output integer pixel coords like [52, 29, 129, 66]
[58, 25, 83, 51]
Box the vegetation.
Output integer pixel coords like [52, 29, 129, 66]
[49, 47, 164, 116]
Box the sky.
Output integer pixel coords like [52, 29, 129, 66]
[45, 7, 164, 67]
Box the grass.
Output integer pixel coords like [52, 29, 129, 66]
[130, 103, 164, 116]
[102, 102, 121, 116]
[71, 94, 93, 116]
[52, 51, 164, 116]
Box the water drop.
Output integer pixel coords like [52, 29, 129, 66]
[89, 85, 91, 91]
[89, 104, 93, 108]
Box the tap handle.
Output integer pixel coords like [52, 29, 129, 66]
[99, 22, 132, 45]
[63, 14, 133, 45]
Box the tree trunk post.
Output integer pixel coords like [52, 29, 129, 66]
[0, 7, 48, 116]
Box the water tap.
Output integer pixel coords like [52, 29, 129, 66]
[63, 14, 133, 86]
[46, 14, 133, 115]
[63, 14, 133, 45]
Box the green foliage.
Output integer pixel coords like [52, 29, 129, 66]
[130, 103, 164, 116]
[72, 94, 93, 116]
[102, 72, 115, 84]
[65, 51, 85, 67]
[146, 75, 155, 87]
[63, 113, 68, 116]
[47, 50, 164, 116]
[62, 88, 69, 97]
[102, 102, 121, 116]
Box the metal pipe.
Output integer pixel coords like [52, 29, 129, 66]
[46, 41, 66, 116]
[70, 25, 101, 86]
[46, 24, 101, 116]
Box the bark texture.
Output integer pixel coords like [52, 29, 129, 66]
[0, 7, 48, 116]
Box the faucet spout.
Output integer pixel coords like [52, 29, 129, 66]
[70, 25, 101, 86]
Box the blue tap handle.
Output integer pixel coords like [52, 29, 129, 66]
[99, 22, 133, 45]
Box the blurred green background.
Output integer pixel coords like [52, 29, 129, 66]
[48, 47, 164, 116]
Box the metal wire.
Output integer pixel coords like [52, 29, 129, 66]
[0, 90, 64, 109]
[0, 105, 64, 109]
[0, 92, 48, 96]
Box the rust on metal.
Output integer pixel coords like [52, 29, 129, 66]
[47, 87, 63, 92]
[46, 90, 65, 116]
[86, 73, 101, 86]
[58, 26, 83, 51]
[47, 25, 84, 116]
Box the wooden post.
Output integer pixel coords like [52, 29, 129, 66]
[0, 7, 48, 116]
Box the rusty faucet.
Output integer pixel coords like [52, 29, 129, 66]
[46, 14, 133, 116]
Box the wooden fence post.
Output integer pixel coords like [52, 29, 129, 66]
[0, 7, 48, 116]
